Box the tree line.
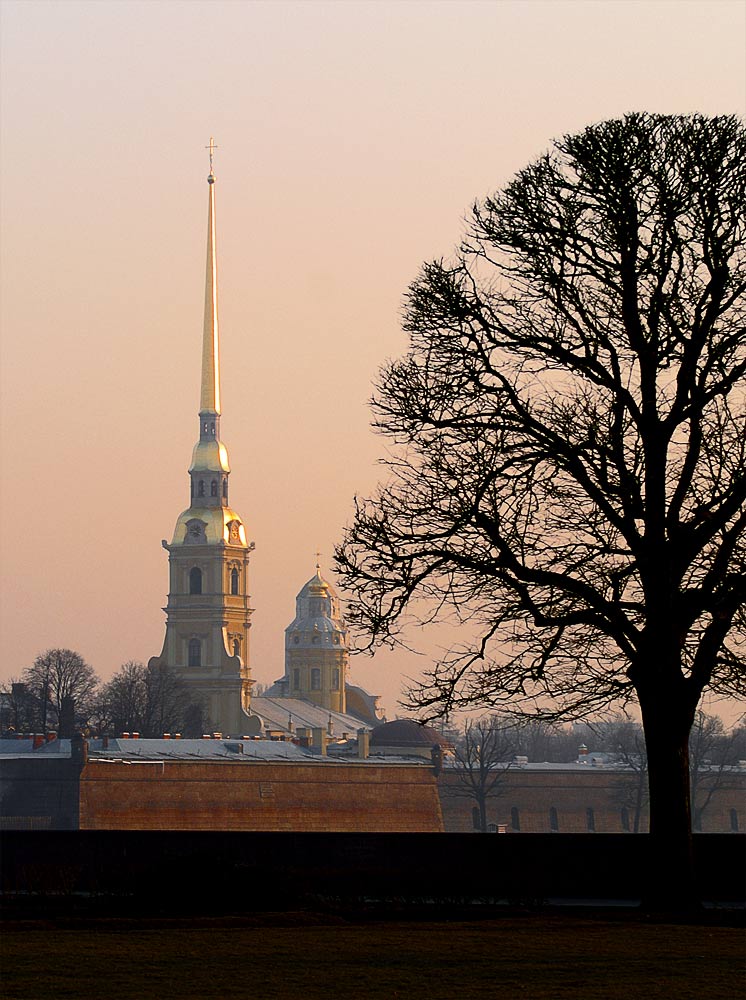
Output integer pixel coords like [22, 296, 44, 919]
[0, 648, 206, 738]
[452, 711, 746, 834]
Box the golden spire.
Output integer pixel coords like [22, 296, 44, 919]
[201, 137, 220, 415]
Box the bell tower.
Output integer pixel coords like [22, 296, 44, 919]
[149, 141, 253, 736]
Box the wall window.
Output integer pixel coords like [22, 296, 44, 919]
[232, 638, 240, 656]
[230, 568, 239, 595]
[549, 807, 559, 832]
[292, 669, 300, 690]
[222, 479, 228, 499]
[211, 480, 218, 497]
[586, 807, 596, 832]
[731, 809, 739, 833]
[311, 668, 321, 690]
[198, 480, 205, 497]
[188, 639, 201, 667]
[332, 668, 340, 690]
[189, 567, 202, 595]
[621, 807, 630, 832]
[510, 807, 520, 832]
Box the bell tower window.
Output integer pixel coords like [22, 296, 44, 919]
[211, 480, 218, 497]
[311, 668, 321, 690]
[230, 568, 239, 595]
[222, 479, 228, 499]
[188, 639, 202, 667]
[198, 480, 205, 497]
[189, 567, 203, 595]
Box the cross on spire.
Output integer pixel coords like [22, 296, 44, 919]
[315, 549, 322, 571]
[205, 136, 218, 176]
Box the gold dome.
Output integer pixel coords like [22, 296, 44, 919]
[189, 438, 231, 473]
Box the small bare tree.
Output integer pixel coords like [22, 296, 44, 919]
[453, 715, 518, 832]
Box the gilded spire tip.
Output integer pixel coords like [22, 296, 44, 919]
[205, 136, 218, 183]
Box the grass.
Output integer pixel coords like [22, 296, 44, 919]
[2, 912, 744, 1000]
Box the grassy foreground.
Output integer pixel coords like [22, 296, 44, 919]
[2, 913, 744, 1000]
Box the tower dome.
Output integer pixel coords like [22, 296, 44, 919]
[284, 567, 349, 713]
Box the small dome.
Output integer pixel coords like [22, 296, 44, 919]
[370, 719, 450, 748]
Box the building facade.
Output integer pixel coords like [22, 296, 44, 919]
[148, 153, 253, 737]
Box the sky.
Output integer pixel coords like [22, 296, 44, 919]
[1, 0, 745, 725]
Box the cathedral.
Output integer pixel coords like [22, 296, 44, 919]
[149, 146, 381, 737]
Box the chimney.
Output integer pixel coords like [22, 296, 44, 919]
[327, 714, 334, 736]
[58, 696, 75, 739]
[173, 733, 182, 739]
[578, 743, 589, 763]
[102, 736, 109, 749]
[122, 732, 130, 739]
[311, 727, 327, 756]
[357, 729, 370, 760]
[163, 733, 171, 740]
[71, 733, 88, 767]
[46, 732, 57, 743]
[296, 727, 312, 748]
[131, 732, 140, 740]
[33, 734, 44, 750]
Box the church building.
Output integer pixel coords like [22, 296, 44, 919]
[148, 146, 253, 737]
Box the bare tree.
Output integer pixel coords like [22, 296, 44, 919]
[453, 715, 518, 832]
[599, 717, 649, 833]
[98, 661, 200, 738]
[98, 661, 148, 735]
[0, 678, 41, 734]
[23, 649, 99, 731]
[688, 710, 743, 830]
[336, 114, 746, 906]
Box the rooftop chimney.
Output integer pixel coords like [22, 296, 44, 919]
[312, 727, 327, 756]
[357, 729, 370, 760]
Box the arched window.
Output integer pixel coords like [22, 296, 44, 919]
[549, 807, 559, 832]
[211, 480, 218, 497]
[188, 639, 201, 667]
[230, 568, 239, 595]
[621, 807, 630, 832]
[232, 638, 240, 656]
[189, 567, 202, 595]
[586, 807, 596, 832]
[222, 479, 228, 499]
[292, 668, 300, 690]
[510, 807, 520, 832]
[311, 668, 321, 690]
[332, 668, 340, 690]
[198, 480, 205, 497]
[210, 421, 215, 436]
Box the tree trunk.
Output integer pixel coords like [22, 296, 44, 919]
[639, 689, 699, 910]
[478, 793, 488, 833]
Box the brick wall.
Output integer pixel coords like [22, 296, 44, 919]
[80, 760, 444, 832]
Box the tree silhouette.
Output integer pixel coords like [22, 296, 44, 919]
[337, 113, 746, 906]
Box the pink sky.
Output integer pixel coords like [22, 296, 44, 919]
[1, 0, 744, 724]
